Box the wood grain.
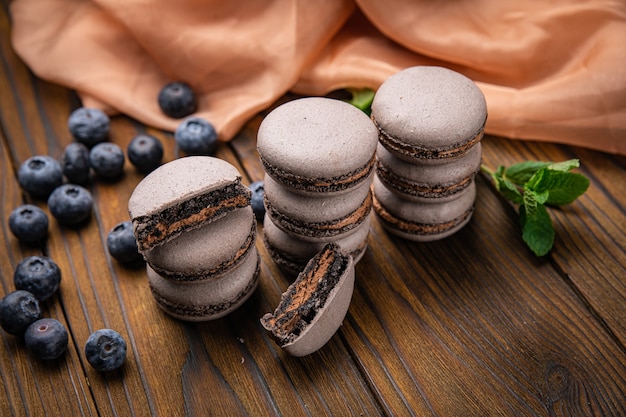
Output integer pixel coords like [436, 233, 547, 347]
[1, 3, 625, 416]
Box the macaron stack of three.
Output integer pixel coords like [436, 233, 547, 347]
[370, 66, 487, 241]
[256, 97, 379, 275]
[128, 156, 260, 321]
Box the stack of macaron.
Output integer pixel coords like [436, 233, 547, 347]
[257, 97, 378, 275]
[370, 66, 487, 241]
[128, 156, 259, 321]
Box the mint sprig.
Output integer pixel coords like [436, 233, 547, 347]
[346, 88, 375, 115]
[482, 159, 590, 256]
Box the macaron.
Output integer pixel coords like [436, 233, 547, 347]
[260, 243, 354, 357]
[147, 246, 260, 321]
[263, 174, 372, 242]
[371, 66, 487, 163]
[375, 142, 482, 202]
[372, 176, 476, 241]
[256, 97, 378, 196]
[128, 156, 250, 252]
[263, 213, 370, 275]
[144, 206, 256, 281]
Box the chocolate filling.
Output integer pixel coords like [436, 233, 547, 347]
[376, 161, 477, 199]
[134, 182, 250, 251]
[372, 193, 474, 235]
[261, 243, 350, 345]
[150, 220, 257, 281]
[372, 116, 485, 161]
[264, 191, 372, 239]
[260, 154, 375, 194]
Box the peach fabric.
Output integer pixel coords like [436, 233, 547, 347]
[10, 0, 626, 155]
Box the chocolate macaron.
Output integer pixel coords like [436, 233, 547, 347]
[257, 97, 378, 196]
[129, 156, 251, 253]
[371, 66, 487, 163]
[375, 142, 482, 202]
[147, 247, 260, 321]
[261, 243, 354, 357]
[263, 174, 372, 242]
[372, 176, 476, 241]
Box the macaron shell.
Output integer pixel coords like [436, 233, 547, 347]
[376, 142, 482, 202]
[372, 176, 476, 241]
[128, 156, 242, 219]
[263, 173, 372, 223]
[371, 66, 487, 159]
[257, 97, 378, 193]
[263, 213, 370, 274]
[147, 247, 260, 321]
[143, 206, 255, 280]
[266, 194, 372, 243]
[281, 255, 355, 357]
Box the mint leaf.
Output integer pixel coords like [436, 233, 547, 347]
[347, 88, 375, 115]
[548, 159, 580, 172]
[520, 204, 554, 256]
[483, 158, 589, 257]
[529, 170, 590, 206]
[504, 161, 551, 186]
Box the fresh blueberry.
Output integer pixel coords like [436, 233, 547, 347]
[8, 204, 49, 243]
[89, 142, 125, 179]
[17, 155, 64, 199]
[175, 117, 218, 155]
[24, 318, 68, 360]
[127, 134, 163, 173]
[0, 290, 41, 336]
[85, 328, 127, 372]
[61, 142, 91, 184]
[249, 181, 265, 222]
[158, 81, 197, 119]
[47, 184, 93, 226]
[107, 221, 143, 265]
[68, 107, 110, 147]
[14, 256, 62, 302]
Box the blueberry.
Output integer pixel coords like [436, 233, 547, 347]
[61, 142, 91, 184]
[68, 107, 110, 147]
[107, 221, 143, 265]
[85, 328, 127, 372]
[249, 181, 265, 222]
[89, 142, 125, 179]
[0, 290, 41, 336]
[127, 134, 163, 173]
[175, 117, 218, 156]
[24, 318, 68, 360]
[47, 184, 93, 226]
[17, 155, 64, 199]
[8, 204, 49, 243]
[158, 81, 197, 119]
[14, 256, 62, 302]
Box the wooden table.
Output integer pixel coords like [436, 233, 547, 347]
[1, 6, 625, 417]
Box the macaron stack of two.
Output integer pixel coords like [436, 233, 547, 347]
[128, 156, 260, 321]
[256, 97, 379, 275]
[370, 66, 487, 241]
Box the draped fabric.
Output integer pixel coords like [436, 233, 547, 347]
[10, 0, 626, 155]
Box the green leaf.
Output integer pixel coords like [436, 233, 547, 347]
[496, 178, 524, 204]
[548, 159, 580, 172]
[504, 161, 551, 186]
[520, 204, 554, 256]
[347, 88, 375, 115]
[528, 170, 590, 206]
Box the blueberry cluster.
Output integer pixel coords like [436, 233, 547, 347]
[0, 256, 127, 370]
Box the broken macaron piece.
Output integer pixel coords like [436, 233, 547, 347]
[260, 243, 355, 357]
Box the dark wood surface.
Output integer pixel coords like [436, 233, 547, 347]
[1, 5, 625, 416]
